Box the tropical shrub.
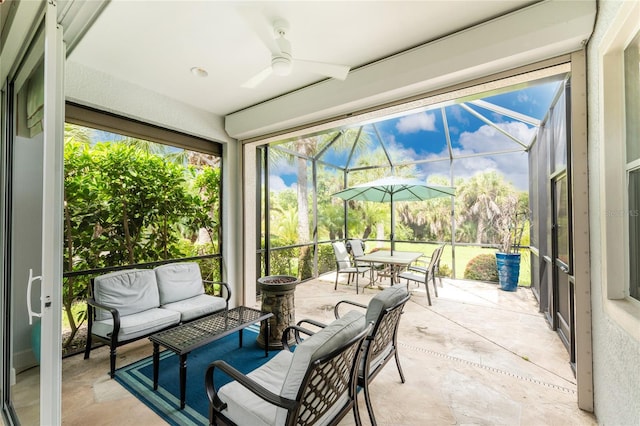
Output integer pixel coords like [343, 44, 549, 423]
[317, 244, 335, 275]
[63, 127, 221, 349]
[437, 263, 452, 278]
[463, 254, 499, 282]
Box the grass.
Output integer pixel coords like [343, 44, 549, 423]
[62, 302, 86, 332]
[282, 241, 531, 287]
[376, 242, 531, 287]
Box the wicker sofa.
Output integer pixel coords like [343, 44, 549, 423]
[83, 262, 230, 378]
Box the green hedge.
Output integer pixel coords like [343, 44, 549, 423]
[464, 253, 499, 282]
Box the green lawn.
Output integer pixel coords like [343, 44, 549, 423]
[378, 242, 531, 287]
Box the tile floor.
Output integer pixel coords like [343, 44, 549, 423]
[16, 275, 597, 425]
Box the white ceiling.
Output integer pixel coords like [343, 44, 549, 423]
[67, 1, 539, 118]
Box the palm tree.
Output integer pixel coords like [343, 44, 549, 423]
[268, 128, 370, 279]
[456, 171, 514, 244]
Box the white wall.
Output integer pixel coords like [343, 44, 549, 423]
[587, 1, 640, 424]
[65, 61, 234, 144]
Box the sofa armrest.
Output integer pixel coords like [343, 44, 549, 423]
[203, 280, 231, 303]
[205, 360, 296, 413]
[86, 297, 122, 343]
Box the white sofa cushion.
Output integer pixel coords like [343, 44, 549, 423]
[93, 269, 160, 321]
[92, 307, 180, 341]
[154, 262, 205, 305]
[217, 350, 293, 426]
[161, 294, 226, 322]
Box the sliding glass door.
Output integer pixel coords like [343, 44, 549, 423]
[1, 2, 63, 424]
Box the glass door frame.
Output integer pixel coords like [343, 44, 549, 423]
[1, 2, 63, 424]
[550, 171, 574, 350]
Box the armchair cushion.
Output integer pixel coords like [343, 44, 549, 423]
[154, 262, 205, 305]
[365, 285, 409, 325]
[92, 307, 180, 341]
[280, 310, 366, 399]
[93, 269, 159, 321]
[217, 351, 293, 426]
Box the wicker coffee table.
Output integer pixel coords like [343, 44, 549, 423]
[149, 306, 273, 409]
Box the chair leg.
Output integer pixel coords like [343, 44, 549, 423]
[424, 281, 432, 306]
[431, 274, 439, 297]
[109, 345, 117, 378]
[355, 273, 359, 294]
[335, 272, 338, 290]
[84, 332, 92, 359]
[352, 390, 363, 426]
[394, 349, 406, 383]
[363, 379, 377, 426]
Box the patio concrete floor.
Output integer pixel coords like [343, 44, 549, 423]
[58, 276, 597, 425]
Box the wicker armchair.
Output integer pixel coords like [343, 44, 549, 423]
[205, 310, 370, 426]
[296, 286, 410, 426]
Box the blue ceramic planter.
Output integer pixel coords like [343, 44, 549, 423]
[496, 252, 521, 292]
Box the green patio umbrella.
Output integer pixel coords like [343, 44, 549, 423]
[331, 176, 455, 254]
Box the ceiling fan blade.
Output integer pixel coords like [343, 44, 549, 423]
[241, 66, 273, 89]
[293, 59, 351, 80]
[236, 8, 281, 55]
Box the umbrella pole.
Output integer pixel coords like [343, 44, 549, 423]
[390, 192, 394, 256]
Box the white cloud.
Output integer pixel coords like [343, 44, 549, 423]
[395, 112, 437, 134]
[458, 121, 535, 152]
[268, 175, 296, 192]
[272, 157, 297, 175]
[412, 121, 532, 190]
[447, 105, 469, 127]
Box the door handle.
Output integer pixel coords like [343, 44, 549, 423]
[559, 263, 570, 274]
[27, 268, 43, 325]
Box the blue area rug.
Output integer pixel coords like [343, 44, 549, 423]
[115, 325, 277, 426]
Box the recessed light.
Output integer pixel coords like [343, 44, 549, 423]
[190, 67, 208, 77]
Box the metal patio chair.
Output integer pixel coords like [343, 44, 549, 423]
[333, 241, 371, 294]
[295, 285, 411, 426]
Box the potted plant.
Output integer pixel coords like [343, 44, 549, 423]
[494, 196, 529, 292]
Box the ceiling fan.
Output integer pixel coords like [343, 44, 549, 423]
[241, 19, 351, 89]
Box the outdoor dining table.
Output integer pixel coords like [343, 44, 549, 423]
[356, 250, 423, 284]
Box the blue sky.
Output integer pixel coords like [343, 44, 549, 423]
[270, 80, 562, 192]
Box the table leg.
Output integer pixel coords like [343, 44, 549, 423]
[179, 354, 187, 409]
[152, 343, 159, 390]
[239, 328, 243, 348]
